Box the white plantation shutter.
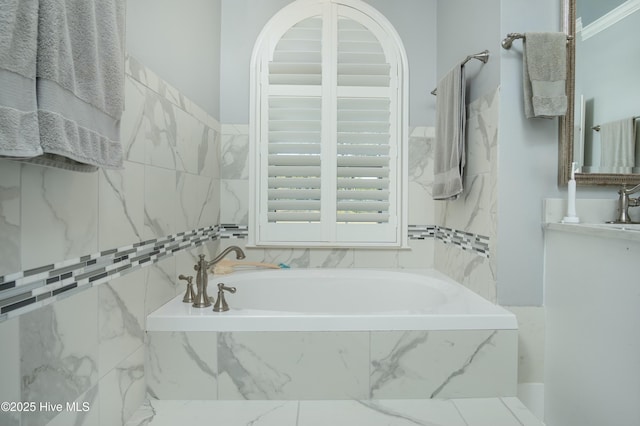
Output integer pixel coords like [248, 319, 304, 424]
[251, 0, 407, 246]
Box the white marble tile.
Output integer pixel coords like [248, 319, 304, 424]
[434, 241, 496, 303]
[218, 331, 369, 400]
[297, 399, 467, 426]
[398, 238, 434, 269]
[20, 288, 99, 426]
[144, 257, 177, 316]
[98, 270, 146, 378]
[99, 345, 146, 426]
[0, 318, 20, 426]
[465, 89, 499, 178]
[144, 166, 177, 240]
[220, 130, 249, 179]
[125, 400, 298, 426]
[0, 160, 21, 276]
[98, 161, 145, 250]
[142, 91, 177, 170]
[121, 77, 147, 164]
[146, 331, 217, 400]
[506, 306, 545, 384]
[199, 177, 220, 228]
[176, 172, 202, 232]
[220, 179, 249, 225]
[454, 398, 522, 426]
[353, 248, 402, 268]
[501, 396, 544, 425]
[43, 385, 100, 426]
[370, 330, 517, 399]
[408, 127, 435, 225]
[309, 248, 355, 268]
[174, 108, 214, 176]
[20, 163, 98, 270]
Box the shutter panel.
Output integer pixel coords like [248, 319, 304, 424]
[254, 3, 404, 246]
[266, 17, 323, 227]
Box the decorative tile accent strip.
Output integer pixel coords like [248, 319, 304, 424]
[0, 226, 220, 323]
[407, 225, 436, 239]
[435, 227, 490, 258]
[219, 224, 249, 239]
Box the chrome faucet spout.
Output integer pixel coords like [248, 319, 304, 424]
[192, 246, 245, 308]
[609, 184, 640, 224]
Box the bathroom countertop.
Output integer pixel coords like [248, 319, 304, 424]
[544, 222, 640, 243]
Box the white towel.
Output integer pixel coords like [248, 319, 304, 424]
[433, 65, 466, 200]
[0, 0, 125, 172]
[523, 32, 567, 119]
[0, 0, 41, 158]
[600, 118, 636, 173]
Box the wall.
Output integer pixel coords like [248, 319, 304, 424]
[0, 57, 222, 426]
[127, 0, 222, 119]
[497, 0, 563, 306]
[220, 0, 438, 126]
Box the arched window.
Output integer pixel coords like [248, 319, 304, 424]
[249, 0, 408, 247]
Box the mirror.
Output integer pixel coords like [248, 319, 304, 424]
[560, 0, 640, 185]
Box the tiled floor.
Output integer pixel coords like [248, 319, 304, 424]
[126, 398, 543, 426]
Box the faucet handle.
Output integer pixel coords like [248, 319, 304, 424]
[213, 282, 236, 312]
[178, 274, 196, 303]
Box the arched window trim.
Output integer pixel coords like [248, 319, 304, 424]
[249, 0, 408, 248]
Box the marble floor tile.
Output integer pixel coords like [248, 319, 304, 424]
[453, 398, 522, 426]
[125, 400, 298, 426]
[297, 399, 467, 426]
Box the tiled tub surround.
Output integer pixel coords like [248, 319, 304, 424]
[145, 269, 517, 401]
[0, 57, 222, 426]
[147, 330, 517, 401]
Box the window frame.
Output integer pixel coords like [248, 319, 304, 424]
[248, 0, 409, 248]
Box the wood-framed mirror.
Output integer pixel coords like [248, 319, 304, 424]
[559, 0, 640, 186]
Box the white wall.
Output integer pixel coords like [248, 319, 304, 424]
[219, 0, 437, 126]
[127, 0, 222, 119]
[436, 0, 501, 103]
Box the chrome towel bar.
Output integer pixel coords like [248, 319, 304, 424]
[501, 32, 573, 49]
[430, 50, 490, 96]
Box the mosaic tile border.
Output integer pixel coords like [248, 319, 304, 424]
[0, 224, 490, 322]
[0, 226, 220, 322]
[435, 227, 490, 258]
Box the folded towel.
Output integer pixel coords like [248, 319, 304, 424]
[600, 117, 636, 173]
[0, 0, 41, 158]
[0, 0, 125, 172]
[433, 64, 466, 200]
[523, 32, 567, 119]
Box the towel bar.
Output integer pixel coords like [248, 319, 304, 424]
[592, 116, 640, 132]
[430, 50, 490, 95]
[501, 32, 573, 49]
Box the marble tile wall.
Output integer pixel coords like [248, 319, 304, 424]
[0, 56, 222, 426]
[435, 87, 499, 303]
[146, 329, 517, 401]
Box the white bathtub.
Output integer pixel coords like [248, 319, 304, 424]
[147, 268, 516, 332]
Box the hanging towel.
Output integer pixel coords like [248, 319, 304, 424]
[0, 0, 41, 158]
[0, 0, 125, 172]
[523, 32, 567, 119]
[600, 117, 636, 173]
[433, 64, 466, 200]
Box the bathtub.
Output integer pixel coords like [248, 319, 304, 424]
[146, 268, 518, 400]
[146, 268, 516, 332]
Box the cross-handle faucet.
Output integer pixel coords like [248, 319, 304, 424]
[609, 183, 640, 224]
[192, 246, 245, 308]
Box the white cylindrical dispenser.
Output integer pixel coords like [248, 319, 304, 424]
[562, 162, 580, 223]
